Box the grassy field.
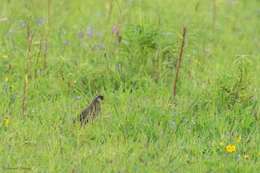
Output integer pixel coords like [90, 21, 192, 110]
[0, 0, 259, 172]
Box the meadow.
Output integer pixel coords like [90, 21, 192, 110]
[0, 0, 259, 172]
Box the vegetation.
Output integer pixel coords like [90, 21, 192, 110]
[0, 0, 259, 172]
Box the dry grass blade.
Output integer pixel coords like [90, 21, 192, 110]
[173, 26, 187, 98]
[21, 23, 33, 117]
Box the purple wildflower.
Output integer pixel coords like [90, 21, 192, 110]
[96, 43, 105, 49]
[92, 43, 105, 50]
[112, 25, 120, 36]
[19, 20, 27, 28]
[86, 26, 94, 38]
[112, 25, 122, 43]
[77, 31, 84, 39]
[63, 40, 70, 46]
[169, 121, 176, 130]
[35, 18, 45, 26]
[96, 31, 104, 38]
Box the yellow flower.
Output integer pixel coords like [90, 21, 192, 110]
[3, 117, 10, 127]
[236, 136, 241, 143]
[225, 144, 236, 153]
[244, 154, 250, 160]
[5, 77, 9, 82]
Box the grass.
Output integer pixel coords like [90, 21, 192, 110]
[0, 0, 259, 172]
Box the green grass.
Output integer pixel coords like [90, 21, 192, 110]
[0, 0, 259, 172]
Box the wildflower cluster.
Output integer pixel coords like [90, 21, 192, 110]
[225, 144, 236, 153]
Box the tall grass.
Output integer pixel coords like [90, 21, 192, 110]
[0, 0, 259, 172]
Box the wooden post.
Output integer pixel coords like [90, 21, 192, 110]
[173, 27, 187, 98]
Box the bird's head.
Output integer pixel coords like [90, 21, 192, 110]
[96, 95, 104, 102]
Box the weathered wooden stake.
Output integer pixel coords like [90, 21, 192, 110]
[173, 27, 187, 98]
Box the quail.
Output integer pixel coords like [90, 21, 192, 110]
[75, 95, 104, 126]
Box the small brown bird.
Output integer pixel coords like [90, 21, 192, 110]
[75, 95, 104, 126]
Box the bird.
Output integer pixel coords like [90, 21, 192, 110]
[75, 95, 104, 126]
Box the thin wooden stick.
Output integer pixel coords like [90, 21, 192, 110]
[26, 23, 33, 78]
[173, 27, 187, 98]
[22, 22, 33, 117]
[22, 74, 28, 117]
